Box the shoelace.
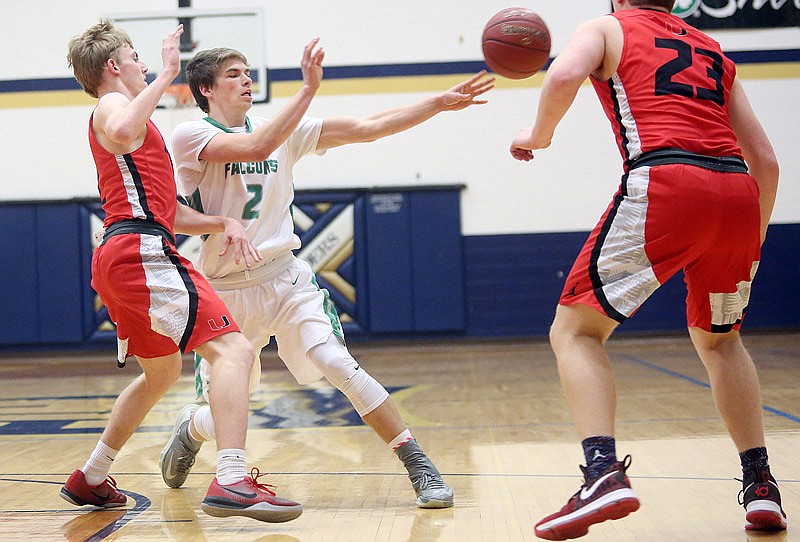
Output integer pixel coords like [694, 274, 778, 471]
[245, 467, 277, 496]
[105, 475, 119, 489]
[736, 465, 773, 507]
[93, 475, 121, 499]
[570, 454, 634, 502]
[175, 452, 196, 473]
[733, 476, 746, 506]
[413, 470, 448, 491]
[399, 446, 449, 493]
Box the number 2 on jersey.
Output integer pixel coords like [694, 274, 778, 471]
[654, 38, 725, 106]
[243, 184, 262, 219]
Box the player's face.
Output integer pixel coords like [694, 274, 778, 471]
[212, 59, 253, 110]
[114, 45, 148, 95]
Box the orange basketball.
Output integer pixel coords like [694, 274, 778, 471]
[481, 8, 551, 79]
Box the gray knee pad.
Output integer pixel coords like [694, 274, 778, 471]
[308, 335, 389, 417]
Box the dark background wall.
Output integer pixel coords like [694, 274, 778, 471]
[1, 194, 797, 350]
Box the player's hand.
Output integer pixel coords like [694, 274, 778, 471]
[161, 24, 184, 80]
[218, 217, 263, 268]
[510, 127, 550, 161]
[441, 70, 495, 111]
[301, 38, 324, 92]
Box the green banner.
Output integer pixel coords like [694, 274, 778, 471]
[672, 0, 800, 29]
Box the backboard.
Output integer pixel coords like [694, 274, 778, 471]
[106, 7, 268, 105]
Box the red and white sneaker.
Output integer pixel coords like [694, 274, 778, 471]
[535, 455, 640, 540]
[201, 468, 303, 523]
[740, 465, 788, 531]
[59, 469, 127, 508]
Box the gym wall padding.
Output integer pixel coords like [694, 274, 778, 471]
[0, 198, 797, 349]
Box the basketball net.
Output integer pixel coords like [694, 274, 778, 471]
[160, 83, 195, 109]
[157, 83, 199, 146]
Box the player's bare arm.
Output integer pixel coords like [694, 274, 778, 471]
[199, 38, 324, 164]
[94, 25, 183, 155]
[510, 17, 612, 161]
[727, 78, 780, 243]
[316, 71, 494, 151]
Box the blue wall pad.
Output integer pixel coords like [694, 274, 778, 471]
[463, 224, 800, 337]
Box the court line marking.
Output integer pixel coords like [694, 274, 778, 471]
[620, 354, 800, 424]
[0, 478, 150, 541]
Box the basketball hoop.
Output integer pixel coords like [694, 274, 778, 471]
[160, 83, 195, 109]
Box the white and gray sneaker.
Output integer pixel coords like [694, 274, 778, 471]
[395, 439, 454, 508]
[160, 404, 203, 488]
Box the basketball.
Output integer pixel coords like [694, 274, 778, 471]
[481, 8, 551, 79]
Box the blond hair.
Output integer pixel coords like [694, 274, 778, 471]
[67, 19, 132, 98]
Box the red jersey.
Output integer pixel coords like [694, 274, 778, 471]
[592, 9, 743, 169]
[88, 116, 239, 358]
[89, 117, 177, 232]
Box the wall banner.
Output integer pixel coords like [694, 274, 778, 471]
[672, 0, 800, 29]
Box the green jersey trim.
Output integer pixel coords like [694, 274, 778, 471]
[203, 116, 252, 133]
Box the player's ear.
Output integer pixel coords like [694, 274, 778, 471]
[199, 83, 212, 97]
[107, 58, 120, 73]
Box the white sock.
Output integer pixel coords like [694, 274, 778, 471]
[82, 441, 118, 486]
[388, 429, 414, 451]
[191, 405, 216, 441]
[216, 449, 247, 485]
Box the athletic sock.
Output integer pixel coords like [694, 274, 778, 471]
[740, 446, 769, 477]
[82, 440, 119, 486]
[388, 429, 414, 451]
[581, 436, 617, 479]
[216, 449, 247, 485]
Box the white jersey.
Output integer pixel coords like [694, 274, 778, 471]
[172, 115, 324, 278]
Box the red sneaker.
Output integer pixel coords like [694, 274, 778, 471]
[59, 469, 127, 508]
[201, 468, 303, 523]
[535, 455, 640, 540]
[740, 465, 788, 531]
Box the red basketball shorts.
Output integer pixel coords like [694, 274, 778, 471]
[560, 163, 761, 332]
[91, 233, 240, 360]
